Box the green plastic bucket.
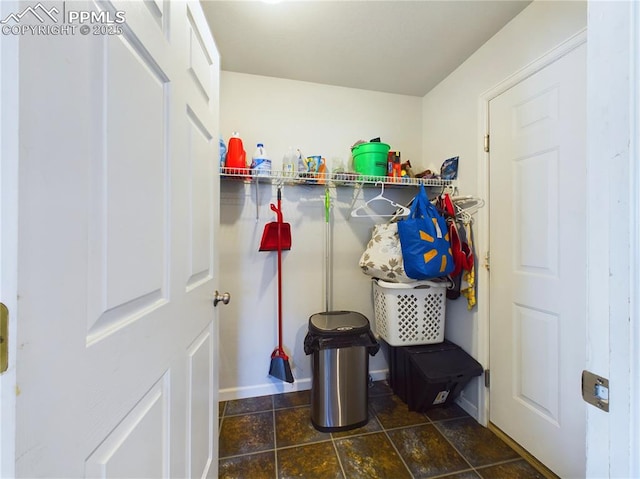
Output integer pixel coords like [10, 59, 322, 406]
[352, 142, 390, 177]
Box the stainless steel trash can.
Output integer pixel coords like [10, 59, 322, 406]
[304, 311, 379, 432]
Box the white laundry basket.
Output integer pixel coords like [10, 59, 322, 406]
[372, 278, 447, 346]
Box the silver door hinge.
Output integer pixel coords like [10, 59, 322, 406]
[484, 134, 490, 153]
[582, 370, 609, 412]
[484, 251, 490, 272]
[484, 369, 490, 388]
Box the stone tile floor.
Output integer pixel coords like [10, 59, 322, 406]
[218, 381, 549, 479]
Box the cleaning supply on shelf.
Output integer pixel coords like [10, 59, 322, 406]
[251, 143, 271, 177]
[296, 149, 306, 176]
[387, 151, 402, 181]
[282, 147, 296, 180]
[219, 137, 227, 167]
[317, 157, 327, 185]
[331, 157, 347, 184]
[225, 132, 247, 176]
[301, 155, 324, 184]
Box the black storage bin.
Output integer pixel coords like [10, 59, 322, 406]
[387, 340, 458, 404]
[387, 340, 483, 411]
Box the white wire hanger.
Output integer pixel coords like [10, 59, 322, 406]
[451, 195, 484, 224]
[350, 182, 411, 219]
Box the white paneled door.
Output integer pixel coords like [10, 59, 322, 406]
[1, 1, 221, 477]
[488, 43, 587, 478]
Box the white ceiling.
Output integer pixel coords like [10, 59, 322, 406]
[201, 0, 532, 97]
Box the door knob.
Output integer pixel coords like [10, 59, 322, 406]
[213, 291, 231, 307]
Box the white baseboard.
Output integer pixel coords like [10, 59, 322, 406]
[455, 389, 479, 421]
[218, 368, 389, 402]
[369, 368, 389, 383]
[219, 378, 311, 402]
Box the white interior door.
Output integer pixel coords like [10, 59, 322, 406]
[0, 1, 20, 476]
[488, 43, 587, 478]
[2, 1, 221, 477]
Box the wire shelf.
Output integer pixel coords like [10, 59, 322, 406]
[219, 167, 455, 189]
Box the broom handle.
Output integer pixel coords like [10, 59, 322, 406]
[277, 188, 284, 351]
[324, 188, 330, 312]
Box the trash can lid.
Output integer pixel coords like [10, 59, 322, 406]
[308, 310, 370, 336]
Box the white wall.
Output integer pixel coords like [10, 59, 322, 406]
[420, 1, 586, 414]
[218, 73, 423, 399]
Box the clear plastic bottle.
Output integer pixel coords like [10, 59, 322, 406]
[332, 157, 346, 184]
[282, 147, 295, 179]
[282, 147, 296, 183]
[296, 149, 306, 175]
[251, 143, 271, 177]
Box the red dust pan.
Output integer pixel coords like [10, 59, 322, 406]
[259, 188, 291, 252]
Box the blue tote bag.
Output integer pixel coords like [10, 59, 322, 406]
[397, 185, 454, 279]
